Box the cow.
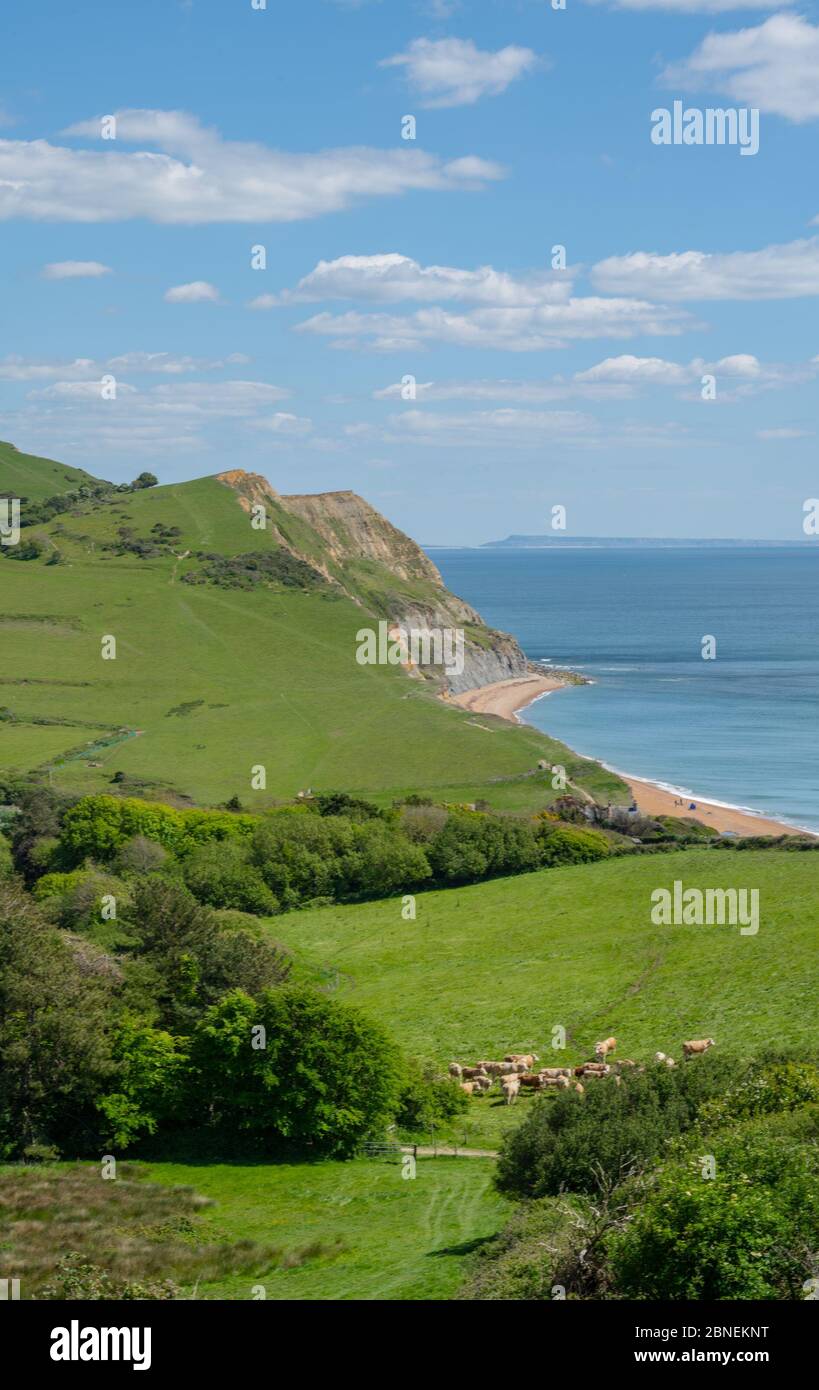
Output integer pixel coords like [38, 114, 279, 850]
[501, 1076, 520, 1105]
[504, 1053, 540, 1068]
[459, 1081, 475, 1097]
[461, 1066, 489, 1080]
[472, 1075, 493, 1093]
[448, 1062, 462, 1078]
[570, 1081, 585, 1094]
[683, 1039, 715, 1058]
[539, 1067, 572, 1079]
[518, 1073, 542, 1089]
[476, 1061, 505, 1076]
[594, 1037, 617, 1058]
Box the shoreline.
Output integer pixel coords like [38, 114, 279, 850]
[449, 674, 815, 839]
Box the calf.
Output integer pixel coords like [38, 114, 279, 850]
[683, 1039, 715, 1058]
[594, 1036, 617, 1059]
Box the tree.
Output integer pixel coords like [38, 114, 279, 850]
[95, 1015, 188, 1149]
[0, 884, 116, 1157]
[188, 986, 402, 1156]
[126, 878, 290, 1029]
[131, 472, 158, 489]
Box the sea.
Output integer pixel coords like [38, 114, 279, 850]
[430, 546, 819, 834]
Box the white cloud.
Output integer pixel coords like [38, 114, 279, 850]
[384, 407, 688, 449]
[0, 109, 502, 224]
[164, 280, 220, 303]
[756, 426, 813, 439]
[0, 352, 251, 381]
[4, 376, 297, 458]
[41, 260, 112, 279]
[252, 412, 313, 436]
[380, 37, 539, 108]
[592, 238, 819, 300]
[374, 353, 816, 403]
[266, 252, 571, 307]
[296, 298, 693, 351]
[661, 15, 819, 122]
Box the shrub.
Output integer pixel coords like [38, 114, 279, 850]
[535, 823, 610, 867]
[495, 1056, 748, 1199]
[394, 1060, 469, 1133]
[608, 1129, 819, 1300]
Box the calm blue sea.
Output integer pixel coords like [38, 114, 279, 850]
[430, 547, 819, 834]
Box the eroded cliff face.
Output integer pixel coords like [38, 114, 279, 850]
[216, 470, 531, 693]
[279, 489, 444, 588]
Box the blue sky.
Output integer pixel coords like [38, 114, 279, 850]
[2, 0, 818, 542]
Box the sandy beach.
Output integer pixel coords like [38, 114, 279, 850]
[450, 674, 812, 839]
[449, 673, 568, 721]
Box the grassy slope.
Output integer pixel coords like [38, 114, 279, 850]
[0, 440, 101, 501]
[139, 1158, 506, 1301]
[1, 460, 625, 808]
[269, 849, 819, 1147]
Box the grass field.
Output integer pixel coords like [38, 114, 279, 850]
[1, 458, 625, 809]
[0, 1158, 506, 1302]
[141, 1157, 506, 1300]
[269, 849, 819, 1147]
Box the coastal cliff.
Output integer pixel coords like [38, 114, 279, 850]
[216, 469, 531, 693]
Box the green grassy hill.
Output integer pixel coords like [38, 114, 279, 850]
[0, 439, 101, 501]
[0, 446, 625, 809]
[270, 848, 819, 1146]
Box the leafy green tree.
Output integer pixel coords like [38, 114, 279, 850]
[126, 878, 289, 1029]
[0, 884, 115, 1157]
[182, 840, 278, 915]
[96, 1016, 188, 1148]
[188, 986, 402, 1156]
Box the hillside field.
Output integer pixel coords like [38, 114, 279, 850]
[269, 849, 819, 1146]
[1, 458, 625, 809]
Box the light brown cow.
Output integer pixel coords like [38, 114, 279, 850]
[594, 1037, 617, 1058]
[571, 1081, 585, 1094]
[539, 1067, 572, 1079]
[504, 1053, 540, 1067]
[501, 1076, 520, 1105]
[476, 1061, 505, 1076]
[472, 1075, 493, 1093]
[459, 1081, 475, 1096]
[683, 1039, 715, 1058]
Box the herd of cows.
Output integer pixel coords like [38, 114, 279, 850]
[448, 1038, 716, 1104]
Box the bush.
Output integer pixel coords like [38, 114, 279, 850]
[496, 1056, 748, 1199]
[535, 823, 610, 867]
[394, 1060, 469, 1133]
[608, 1128, 819, 1300]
